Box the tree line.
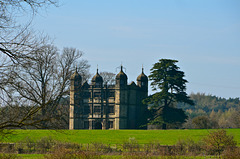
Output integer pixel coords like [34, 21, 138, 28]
[179, 93, 240, 129]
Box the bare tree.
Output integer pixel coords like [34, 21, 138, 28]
[61, 48, 91, 83]
[0, 1, 63, 132]
[203, 129, 237, 156]
[99, 72, 116, 85]
[0, 0, 58, 102]
[0, 45, 90, 129]
[0, 0, 58, 61]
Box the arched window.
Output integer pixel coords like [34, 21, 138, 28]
[95, 82, 101, 88]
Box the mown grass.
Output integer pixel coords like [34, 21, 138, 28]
[17, 154, 44, 159]
[2, 129, 240, 146]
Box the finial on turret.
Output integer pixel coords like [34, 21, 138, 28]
[97, 64, 99, 74]
[75, 65, 78, 73]
[70, 65, 82, 80]
[142, 64, 144, 73]
[115, 63, 126, 73]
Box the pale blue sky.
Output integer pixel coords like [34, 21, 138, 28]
[33, 0, 240, 98]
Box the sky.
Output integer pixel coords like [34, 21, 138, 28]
[32, 0, 240, 98]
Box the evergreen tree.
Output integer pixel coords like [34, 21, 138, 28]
[144, 59, 194, 129]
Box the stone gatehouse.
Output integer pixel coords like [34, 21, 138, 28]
[69, 66, 148, 130]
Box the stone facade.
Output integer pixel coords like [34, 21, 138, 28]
[69, 66, 148, 130]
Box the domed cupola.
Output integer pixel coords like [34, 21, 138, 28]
[71, 68, 82, 81]
[137, 68, 148, 82]
[70, 68, 82, 90]
[116, 65, 128, 87]
[137, 68, 148, 88]
[92, 69, 103, 87]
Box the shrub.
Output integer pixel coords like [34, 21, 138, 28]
[192, 116, 213, 129]
[175, 139, 203, 156]
[0, 153, 18, 159]
[45, 146, 101, 159]
[54, 142, 82, 151]
[202, 129, 237, 156]
[25, 136, 36, 152]
[122, 137, 140, 152]
[16, 141, 25, 154]
[36, 136, 55, 153]
[143, 142, 161, 155]
[222, 147, 240, 159]
[0, 143, 15, 153]
[91, 143, 113, 153]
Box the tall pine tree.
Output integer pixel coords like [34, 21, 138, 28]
[144, 59, 194, 129]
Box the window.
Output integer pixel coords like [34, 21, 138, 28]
[83, 92, 91, 98]
[108, 121, 114, 129]
[84, 121, 89, 129]
[108, 105, 114, 114]
[141, 82, 145, 86]
[108, 91, 115, 97]
[95, 83, 101, 88]
[84, 105, 90, 115]
[94, 92, 101, 98]
[102, 91, 106, 99]
[94, 106, 101, 114]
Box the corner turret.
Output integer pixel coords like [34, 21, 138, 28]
[92, 69, 103, 88]
[69, 68, 82, 129]
[115, 65, 128, 88]
[70, 68, 82, 91]
[137, 68, 148, 90]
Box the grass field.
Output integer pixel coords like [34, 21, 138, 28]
[1, 129, 240, 145]
[17, 154, 44, 159]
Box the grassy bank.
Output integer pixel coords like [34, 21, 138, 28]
[2, 129, 240, 145]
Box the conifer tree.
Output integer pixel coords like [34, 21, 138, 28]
[144, 59, 194, 129]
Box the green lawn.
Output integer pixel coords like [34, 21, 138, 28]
[17, 154, 44, 159]
[2, 129, 240, 145]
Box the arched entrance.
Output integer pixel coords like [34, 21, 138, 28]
[94, 122, 102, 129]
